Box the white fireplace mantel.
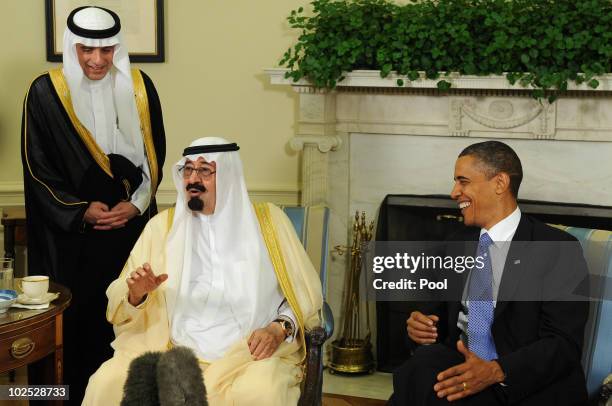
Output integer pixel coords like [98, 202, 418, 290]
[267, 68, 612, 153]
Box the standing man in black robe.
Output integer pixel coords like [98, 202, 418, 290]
[20, 6, 165, 403]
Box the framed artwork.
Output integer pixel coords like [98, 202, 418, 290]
[45, 0, 165, 62]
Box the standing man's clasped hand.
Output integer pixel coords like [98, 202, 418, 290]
[434, 340, 506, 402]
[248, 322, 286, 361]
[126, 263, 168, 306]
[84, 201, 140, 230]
[407, 310, 439, 344]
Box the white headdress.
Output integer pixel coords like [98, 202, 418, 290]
[62, 6, 144, 167]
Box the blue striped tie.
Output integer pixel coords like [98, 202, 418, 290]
[467, 232, 498, 360]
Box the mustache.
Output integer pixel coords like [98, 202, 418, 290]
[186, 183, 206, 192]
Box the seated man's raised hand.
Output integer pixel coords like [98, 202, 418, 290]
[126, 263, 168, 306]
[406, 310, 439, 345]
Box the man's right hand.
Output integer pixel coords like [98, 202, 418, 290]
[84, 201, 128, 230]
[407, 311, 439, 345]
[126, 263, 168, 306]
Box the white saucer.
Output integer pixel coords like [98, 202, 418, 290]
[17, 292, 59, 305]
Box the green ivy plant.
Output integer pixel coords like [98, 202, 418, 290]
[280, 0, 612, 102]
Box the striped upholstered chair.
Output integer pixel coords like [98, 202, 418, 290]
[551, 225, 612, 403]
[282, 205, 334, 406]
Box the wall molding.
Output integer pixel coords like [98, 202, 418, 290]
[0, 182, 24, 207]
[155, 184, 300, 207]
[0, 182, 300, 208]
[0, 182, 300, 255]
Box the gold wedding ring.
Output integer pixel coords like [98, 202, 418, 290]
[462, 382, 468, 391]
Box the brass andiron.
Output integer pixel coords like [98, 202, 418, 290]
[329, 211, 375, 374]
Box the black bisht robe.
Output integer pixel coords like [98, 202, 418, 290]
[21, 69, 165, 403]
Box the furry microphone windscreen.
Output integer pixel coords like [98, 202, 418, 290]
[121, 351, 162, 406]
[157, 346, 208, 406]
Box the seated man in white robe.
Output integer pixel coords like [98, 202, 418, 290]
[83, 137, 323, 405]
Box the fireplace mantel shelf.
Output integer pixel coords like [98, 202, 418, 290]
[266, 68, 612, 92]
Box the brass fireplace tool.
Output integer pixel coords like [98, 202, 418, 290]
[329, 211, 375, 374]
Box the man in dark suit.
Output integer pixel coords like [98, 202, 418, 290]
[390, 141, 589, 405]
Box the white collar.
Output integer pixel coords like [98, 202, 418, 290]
[480, 206, 521, 246]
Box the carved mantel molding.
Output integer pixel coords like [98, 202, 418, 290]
[449, 98, 557, 139]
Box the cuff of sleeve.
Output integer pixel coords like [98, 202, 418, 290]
[130, 197, 147, 216]
[123, 292, 149, 317]
[130, 175, 151, 215]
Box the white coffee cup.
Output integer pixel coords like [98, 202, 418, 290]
[19, 276, 49, 299]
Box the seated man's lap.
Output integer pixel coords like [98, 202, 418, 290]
[229, 357, 301, 406]
[392, 344, 505, 406]
[86, 350, 302, 405]
[83, 355, 132, 405]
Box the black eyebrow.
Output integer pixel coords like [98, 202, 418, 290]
[454, 176, 470, 181]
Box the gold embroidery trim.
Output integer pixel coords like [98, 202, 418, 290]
[48, 68, 112, 177]
[122, 179, 131, 201]
[164, 206, 175, 348]
[131, 69, 159, 197]
[166, 207, 175, 232]
[23, 73, 88, 207]
[253, 202, 307, 363]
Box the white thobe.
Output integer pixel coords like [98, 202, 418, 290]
[170, 214, 296, 361]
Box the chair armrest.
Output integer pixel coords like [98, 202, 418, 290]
[298, 302, 334, 406]
[298, 301, 334, 406]
[306, 326, 327, 346]
[299, 326, 326, 406]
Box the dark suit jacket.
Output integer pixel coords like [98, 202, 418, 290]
[429, 215, 589, 406]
